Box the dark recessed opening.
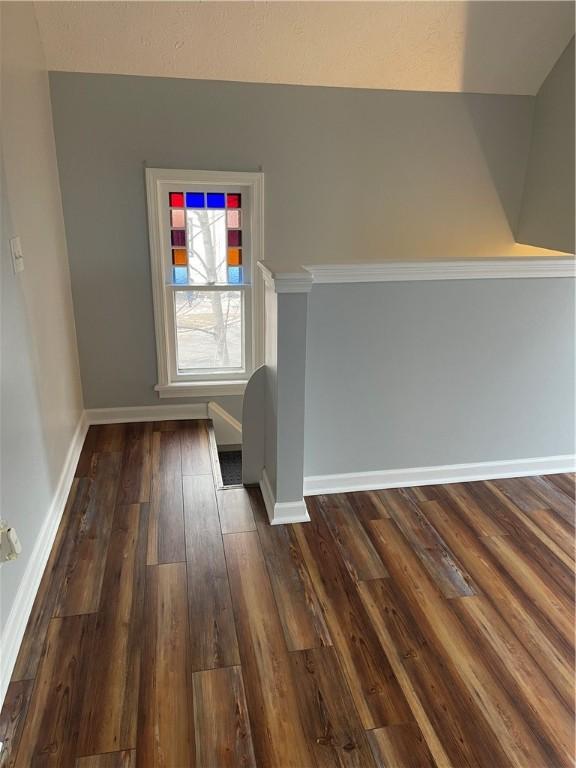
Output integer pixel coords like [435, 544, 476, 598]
[218, 449, 242, 486]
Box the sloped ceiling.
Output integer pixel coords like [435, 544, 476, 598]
[36, 1, 574, 95]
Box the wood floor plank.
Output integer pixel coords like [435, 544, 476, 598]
[421, 499, 574, 708]
[117, 422, 152, 504]
[192, 666, 256, 768]
[316, 494, 388, 582]
[366, 724, 436, 768]
[465, 481, 574, 568]
[491, 476, 575, 526]
[137, 563, 194, 767]
[75, 426, 99, 477]
[374, 487, 476, 598]
[358, 577, 508, 768]
[480, 533, 574, 649]
[294, 499, 412, 729]
[251, 488, 332, 652]
[341, 491, 390, 524]
[14, 615, 95, 767]
[0, 680, 33, 768]
[289, 646, 376, 768]
[436, 482, 508, 537]
[149, 430, 185, 564]
[525, 506, 575, 562]
[217, 487, 256, 534]
[55, 453, 122, 616]
[12, 478, 91, 681]
[78, 503, 148, 756]
[152, 420, 181, 431]
[181, 420, 212, 476]
[450, 595, 574, 767]
[95, 423, 126, 453]
[146, 432, 161, 565]
[76, 752, 135, 768]
[543, 472, 575, 500]
[183, 475, 240, 671]
[486, 529, 574, 601]
[223, 531, 314, 768]
[366, 517, 556, 768]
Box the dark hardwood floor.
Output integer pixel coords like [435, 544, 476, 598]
[1, 419, 574, 767]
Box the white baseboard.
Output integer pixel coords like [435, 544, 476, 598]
[86, 403, 208, 424]
[259, 468, 310, 525]
[0, 411, 88, 708]
[303, 454, 576, 496]
[208, 401, 242, 446]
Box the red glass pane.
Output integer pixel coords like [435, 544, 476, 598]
[227, 193, 241, 209]
[227, 230, 242, 247]
[169, 192, 184, 207]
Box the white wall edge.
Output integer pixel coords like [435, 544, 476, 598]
[0, 411, 89, 709]
[302, 258, 576, 283]
[208, 401, 242, 434]
[259, 468, 310, 525]
[303, 454, 576, 495]
[86, 403, 208, 424]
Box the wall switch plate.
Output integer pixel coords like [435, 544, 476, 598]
[9, 236, 24, 273]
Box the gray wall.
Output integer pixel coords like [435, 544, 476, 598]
[516, 38, 575, 253]
[49, 72, 536, 410]
[1, 4, 83, 639]
[304, 279, 575, 477]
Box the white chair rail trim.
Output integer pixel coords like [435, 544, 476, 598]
[302, 258, 576, 284]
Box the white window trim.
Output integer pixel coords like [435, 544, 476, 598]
[145, 168, 264, 398]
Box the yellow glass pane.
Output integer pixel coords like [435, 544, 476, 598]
[172, 248, 187, 266]
[227, 248, 242, 266]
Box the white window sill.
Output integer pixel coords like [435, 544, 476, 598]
[155, 381, 248, 398]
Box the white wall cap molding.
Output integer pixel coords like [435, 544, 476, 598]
[304, 454, 576, 496]
[258, 261, 314, 293]
[302, 258, 576, 284]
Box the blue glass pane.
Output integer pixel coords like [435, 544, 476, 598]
[186, 192, 205, 208]
[173, 266, 188, 284]
[207, 192, 225, 208]
[227, 266, 242, 284]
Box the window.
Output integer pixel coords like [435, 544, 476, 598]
[146, 169, 263, 396]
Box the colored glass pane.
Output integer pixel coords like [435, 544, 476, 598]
[171, 209, 185, 228]
[173, 266, 188, 284]
[227, 266, 242, 284]
[207, 193, 225, 208]
[227, 248, 241, 266]
[171, 230, 186, 247]
[172, 248, 187, 266]
[227, 193, 241, 208]
[227, 230, 242, 247]
[169, 192, 184, 207]
[186, 192, 205, 208]
[227, 210, 241, 228]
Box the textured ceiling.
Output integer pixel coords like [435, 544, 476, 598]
[35, 1, 575, 95]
